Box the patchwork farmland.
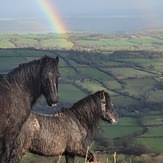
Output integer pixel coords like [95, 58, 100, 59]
[0, 32, 163, 162]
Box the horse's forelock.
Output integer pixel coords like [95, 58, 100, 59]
[40, 56, 58, 67]
[40, 56, 59, 78]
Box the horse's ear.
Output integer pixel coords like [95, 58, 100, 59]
[99, 90, 105, 99]
[54, 56, 59, 65]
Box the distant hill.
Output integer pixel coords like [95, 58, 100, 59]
[1, 16, 163, 34]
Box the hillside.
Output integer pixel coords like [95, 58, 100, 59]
[1, 30, 163, 51]
[0, 32, 163, 162]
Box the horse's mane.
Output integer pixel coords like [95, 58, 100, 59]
[6, 56, 55, 83]
[0, 74, 5, 80]
[60, 93, 103, 134]
[7, 59, 41, 82]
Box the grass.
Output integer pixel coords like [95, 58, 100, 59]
[109, 67, 155, 80]
[59, 67, 77, 79]
[124, 78, 157, 98]
[59, 58, 69, 67]
[147, 90, 163, 102]
[1, 32, 163, 51]
[0, 33, 163, 156]
[20, 144, 119, 163]
[14, 49, 55, 57]
[76, 37, 136, 50]
[81, 80, 118, 96]
[0, 57, 26, 71]
[101, 117, 143, 138]
[0, 39, 15, 48]
[135, 111, 163, 152]
[73, 35, 163, 51]
[141, 126, 163, 137]
[58, 84, 87, 103]
[102, 38, 135, 48]
[40, 38, 73, 49]
[119, 58, 156, 64]
[0, 49, 18, 56]
[20, 143, 135, 163]
[112, 95, 138, 107]
[16, 37, 38, 45]
[68, 60, 90, 68]
[136, 138, 163, 152]
[123, 58, 163, 72]
[0, 34, 73, 50]
[82, 80, 106, 92]
[78, 67, 114, 80]
[143, 114, 163, 126]
[103, 80, 122, 91]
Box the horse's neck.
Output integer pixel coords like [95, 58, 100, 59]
[7, 61, 42, 104]
[69, 99, 101, 133]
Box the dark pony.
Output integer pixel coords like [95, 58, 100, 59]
[0, 56, 60, 163]
[10, 90, 118, 163]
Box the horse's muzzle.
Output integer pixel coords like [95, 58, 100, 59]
[111, 118, 119, 124]
[47, 97, 59, 107]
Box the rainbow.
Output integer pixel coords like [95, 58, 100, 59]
[37, 0, 67, 33]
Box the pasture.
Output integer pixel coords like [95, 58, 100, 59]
[136, 111, 163, 152]
[0, 32, 163, 161]
[59, 83, 87, 103]
[1, 32, 163, 51]
[101, 117, 143, 138]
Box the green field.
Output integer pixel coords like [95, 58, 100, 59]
[0, 32, 163, 160]
[143, 113, 163, 126]
[135, 111, 163, 152]
[1, 32, 163, 51]
[148, 90, 163, 102]
[59, 84, 87, 103]
[101, 117, 143, 138]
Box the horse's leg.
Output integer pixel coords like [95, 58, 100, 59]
[9, 134, 31, 163]
[65, 154, 75, 163]
[9, 142, 30, 163]
[74, 144, 94, 162]
[0, 139, 14, 163]
[9, 145, 28, 163]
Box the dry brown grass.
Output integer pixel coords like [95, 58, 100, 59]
[84, 143, 120, 163]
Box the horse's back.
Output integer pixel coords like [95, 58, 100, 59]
[20, 113, 68, 155]
[33, 113, 86, 152]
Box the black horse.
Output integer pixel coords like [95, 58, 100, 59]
[10, 90, 118, 163]
[0, 56, 60, 163]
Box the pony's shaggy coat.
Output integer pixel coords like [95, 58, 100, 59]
[10, 91, 118, 163]
[0, 56, 59, 163]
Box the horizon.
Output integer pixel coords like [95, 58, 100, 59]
[0, 0, 163, 34]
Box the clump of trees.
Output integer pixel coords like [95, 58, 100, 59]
[110, 50, 163, 59]
[95, 133, 152, 156]
[116, 136, 152, 155]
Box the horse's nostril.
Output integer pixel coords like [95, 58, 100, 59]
[51, 103, 57, 107]
[112, 118, 118, 124]
[48, 97, 59, 106]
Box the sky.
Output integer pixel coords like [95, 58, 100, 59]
[1, 0, 163, 33]
[1, 0, 163, 19]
